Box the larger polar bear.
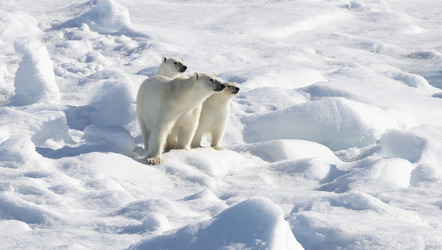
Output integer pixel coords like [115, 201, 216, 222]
[136, 73, 225, 164]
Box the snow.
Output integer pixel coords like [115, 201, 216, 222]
[11, 38, 61, 106]
[131, 197, 303, 250]
[1, 0, 442, 249]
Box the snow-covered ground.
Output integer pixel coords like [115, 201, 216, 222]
[1, 0, 442, 249]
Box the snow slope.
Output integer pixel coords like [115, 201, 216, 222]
[1, 0, 442, 249]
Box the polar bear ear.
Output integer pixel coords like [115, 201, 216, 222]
[162, 57, 167, 62]
[194, 72, 200, 79]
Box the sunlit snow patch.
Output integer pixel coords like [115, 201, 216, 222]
[0, 220, 32, 235]
[55, 0, 143, 36]
[244, 97, 398, 150]
[0, 10, 43, 44]
[10, 38, 60, 106]
[130, 197, 304, 250]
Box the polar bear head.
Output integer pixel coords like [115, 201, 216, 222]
[157, 57, 187, 78]
[194, 73, 226, 92]
[224, 82, 240, 95]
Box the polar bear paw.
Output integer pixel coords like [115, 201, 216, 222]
[147, 156, 163, 165]
[213, 146, 223, 150]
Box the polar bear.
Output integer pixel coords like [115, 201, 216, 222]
[191, 82, 240, 150]
[154, 56, 190, 151]
[136, 73, 225, 164]
[156, 57, 187, 78]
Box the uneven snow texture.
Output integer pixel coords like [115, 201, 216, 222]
[1, 0, 442, 249]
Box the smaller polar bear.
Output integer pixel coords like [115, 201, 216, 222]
[191, 82, 240, 150]
[136, 73, 225, 164]
[156, 57, 187, 78]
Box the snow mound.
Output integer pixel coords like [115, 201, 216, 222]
[83, 125, 134, 156]
[303, 81, 356, 99]
[0, 193, 58, 224]
[85, 71, 134, 126]
[130, 197, 303, 250]
[381, 126, 442, 186]
[114, 198, 184, 221]
[381, 126, 442, 164]
[319, 157, 414, 193]
[0, 107, 71, 147]
[120, 212, 171, 234]
[0, 138, 43, 169]
[57, 0, 139, 36]
[0, 220, 32, 235]
[234, 139, 340, 164]
[244, 97, 398, 150]
[115, 199, 182, 234]
[10, 38, 60, 106]
[390, 71, 433, 90]
[329, 192, 421, 220]
[290, 191, 426, 250]
[269, 159, 335, 181]
[154, 148, 260, 188]
[0, 11, 43, 44]
[65, 69, 134, 130]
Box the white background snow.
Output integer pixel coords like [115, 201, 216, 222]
[1, 0, 442, 249]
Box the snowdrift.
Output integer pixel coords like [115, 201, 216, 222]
[54, 0, 141, 36]
[11, 38, 60, 106]
[243, 97, 398, 150]
[131, 197, 303, 250]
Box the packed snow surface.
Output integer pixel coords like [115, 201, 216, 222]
[1, 0, 442, 249]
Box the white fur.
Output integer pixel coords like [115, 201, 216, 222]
[191, 83, 239, 150]
[136, 73, 225, 164]
[156, 57, 187, 78]
[154, 56, 193, 151]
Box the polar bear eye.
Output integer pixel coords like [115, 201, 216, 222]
[174, 62, 177, 65]
[209, 79, 214, 82]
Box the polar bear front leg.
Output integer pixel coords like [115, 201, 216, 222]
[211, 127, 226, 150]
[176, 107, 202, 150]
[146, 118, 175, 165]
[176, 124, 198, 150]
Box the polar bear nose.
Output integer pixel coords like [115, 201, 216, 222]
[179, 65, 187, 73]
[232, 87, 240, 94]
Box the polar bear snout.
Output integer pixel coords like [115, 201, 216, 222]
[174, 61, 187, 73]
[231, 86, 240, 94]
[178, 64, 187, 73]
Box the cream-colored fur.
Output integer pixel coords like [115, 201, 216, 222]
[156, 57, 187, 78]
[136, 73, 225, 164]
[191, 82, 239, 150]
